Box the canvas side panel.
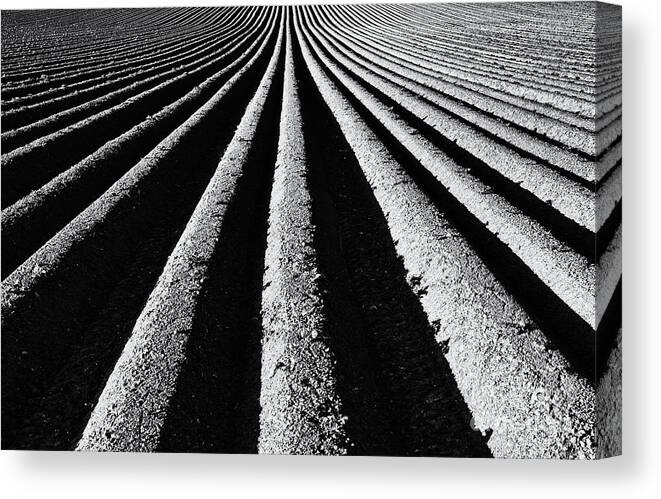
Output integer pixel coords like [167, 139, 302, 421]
[595, 1, 622, 459]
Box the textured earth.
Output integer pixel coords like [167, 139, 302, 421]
[1, 3, 621, 458]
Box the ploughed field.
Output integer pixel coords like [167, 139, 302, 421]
[1, 3, 621, 458]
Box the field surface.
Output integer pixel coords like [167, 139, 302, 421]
[1, 3, 621, 458]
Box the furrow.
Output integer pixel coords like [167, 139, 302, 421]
[0, 8, 251, 128]
[1, 14, 279, 448]
[0, 7, 262, 153]
[0, 8, 272, 208]
[299, 10, 597, 329]
[76, 17, 284, 452]
[294, 9, 595, 459]
[0, 24, 264, 278]
[306, 7, 597, 234]
[258, 14, 383, 455]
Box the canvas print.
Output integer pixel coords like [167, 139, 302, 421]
[0, 1, 622, 459]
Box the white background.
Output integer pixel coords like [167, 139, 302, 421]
[0, 0, 658, 497]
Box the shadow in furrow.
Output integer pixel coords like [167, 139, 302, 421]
[596, 158, 621, 190]
[294, 30, 390, 456]
[596, 280, 621, 380]
[302, 32, 596, 383]
[1, 76, 231, 279]
[295, 27, 492, 457]
[1, 29, 277, 449]
[597, 200, 621, 258]
[155, 39, 284, 454]
[15, 208, 188, 449]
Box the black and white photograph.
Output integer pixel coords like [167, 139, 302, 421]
[0, 0, 624, 463]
